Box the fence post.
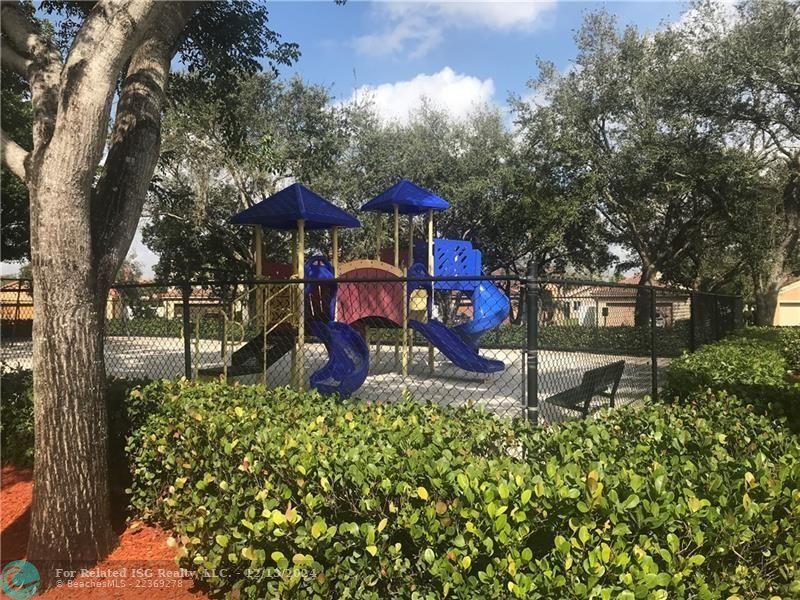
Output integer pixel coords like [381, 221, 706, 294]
[525, 260, 539, 425]
[181, 284, 192, 379]
[689, 290, 696, 352]
[650, 287, 658, 403]
[734, 296, 744, 330]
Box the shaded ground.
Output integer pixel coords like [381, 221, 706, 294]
[0, 466, 206, 599]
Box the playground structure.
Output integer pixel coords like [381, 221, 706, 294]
[197, 179, 511, 398]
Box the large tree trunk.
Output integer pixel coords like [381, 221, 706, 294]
[752, 264, 785, 326]
[23, 1, 157, 564]
[634, 262, 657, 327]
[0, 1, 197, 582]
[28, 229, 113, 565]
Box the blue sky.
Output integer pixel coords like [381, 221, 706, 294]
[261, 1, 690, 121]
[1, 1, 695, 277]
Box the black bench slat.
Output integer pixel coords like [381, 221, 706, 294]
[544, 360, 625, 419]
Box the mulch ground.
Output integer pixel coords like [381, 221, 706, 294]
[1, 466, 208, 599]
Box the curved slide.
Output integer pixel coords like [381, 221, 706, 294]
[308, 320, 369, 398]
[409, 319, 505, 373]
[305, 256, 370, 398]
[452, 279, 510, 347]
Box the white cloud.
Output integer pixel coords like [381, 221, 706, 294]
[354, 11, 442, 59]
[348, 67, 495, 123]
[438, 1, 556, 31]
[671, 1, 739, 37]
[355, 1, 556, 58]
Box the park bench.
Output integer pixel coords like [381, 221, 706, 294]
[544, 360, 625, 419]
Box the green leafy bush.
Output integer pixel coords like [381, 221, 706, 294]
[663, 338, 787, 397]
[0, 367, 34, 466]
[663, 334, 799, 429]
[781, 327, 800, 373]
[127, 381, 800, 598]
[480, 322, 689, 357]
[0, 369, 152, 484]
[518, 390, 800, 598]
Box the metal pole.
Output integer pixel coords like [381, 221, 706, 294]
[255, 226, 263, 325]
[182, 284, 192, 379]
[332, 226, 339, 321]
[393, 204, 400, 267]
[296, 219, 305, 391]
[331, 226, 339, 274]
[689, 291, 696, 352]
[401, 267, 408, 376]
[408, 215, 414, 267]
[193, 317, 200, 380]
[525, 260, 539, 425]
[650, 287, 658, 403]
[393, 204, 400, 367]
[427, 209, 435, 374]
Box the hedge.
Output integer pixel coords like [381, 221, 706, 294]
[106, 317, 248, 340]
[480, 322, 690, 357]
[663, 330, 800, 430]
[127, 380, 800, 598]
[0, 368, 152, 496]
[781, 327, 800, 374]
[0, 368, 35, 466]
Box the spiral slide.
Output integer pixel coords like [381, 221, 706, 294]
[452, 279, 511, 347]
[305, 257, 370, 398]
[308, 320, 369, 397]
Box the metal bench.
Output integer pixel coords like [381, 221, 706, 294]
[544, 360, 625, 419]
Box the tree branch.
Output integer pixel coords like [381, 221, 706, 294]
[1, 1, 63, 149]
[0, 39, 32, 77]
[92, 2, 199, 289]
[1, 130, 29, 181]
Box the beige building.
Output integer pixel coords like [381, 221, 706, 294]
[774, 278, 800, 326]
[587, 275, 690, 327]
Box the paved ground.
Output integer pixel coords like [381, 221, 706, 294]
[2, 336, 665, 423]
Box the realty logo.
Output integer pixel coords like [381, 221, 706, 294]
[1, 560, 40, 599]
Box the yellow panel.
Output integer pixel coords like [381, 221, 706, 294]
[778, 303, 800, 326]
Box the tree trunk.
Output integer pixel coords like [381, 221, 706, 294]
[27, 171, 115, 570]
[634, 263, 656, 327]
[14, 1, 194, 581]
[752, 266, 784, 326]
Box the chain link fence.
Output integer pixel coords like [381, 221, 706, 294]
[1, 272, 742, 424]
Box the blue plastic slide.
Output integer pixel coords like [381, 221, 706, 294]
[452, 279, 511, 347]
[303, 257, 369, 397]
[308, 320, 370, 398]
[409, 319, 505, 374]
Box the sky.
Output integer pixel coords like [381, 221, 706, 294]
[263, 1, 688, 123]
[1, 1, 694, 278]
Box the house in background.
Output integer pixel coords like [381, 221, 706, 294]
[2, 281, 129, 337]
[590, 275, 690, 327]
[0, 280, 34, 338]
[775, 278, 800, 326]
[151, 287, 228, 320]
[2, 280, 245, 340]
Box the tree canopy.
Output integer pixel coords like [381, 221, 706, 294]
[514, 1, 799, 323]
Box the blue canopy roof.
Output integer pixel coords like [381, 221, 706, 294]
[360, 179, 450, 215]
[230, 183, 361, 231]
